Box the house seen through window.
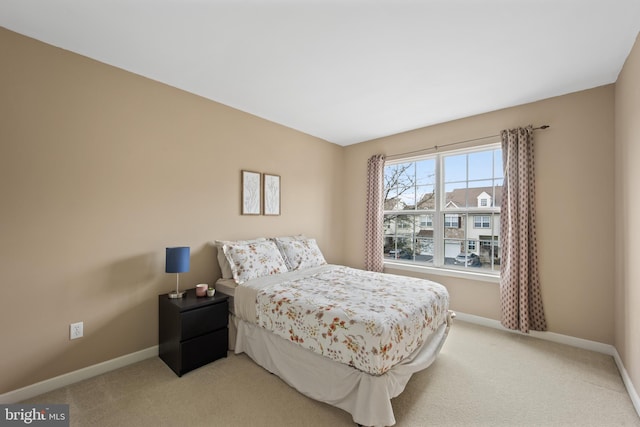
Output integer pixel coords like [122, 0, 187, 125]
[383, 144, 502, 274]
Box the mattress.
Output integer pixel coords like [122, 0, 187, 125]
[220, 264, 449, 376]
[214, 278, 238, 297]
[234, 310, 452, 427]
[214, 278, 237, 314]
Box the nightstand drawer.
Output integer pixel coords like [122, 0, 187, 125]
[180, 328, 228, 374]
[181, 300, 228, 341]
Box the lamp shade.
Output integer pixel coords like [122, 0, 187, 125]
[165, 247, 190, 273]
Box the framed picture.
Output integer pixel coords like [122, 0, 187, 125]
[263, 173, 281, 216]
[241, 170, 261, 215]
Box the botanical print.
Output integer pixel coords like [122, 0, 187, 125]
[255, 265, 449, 375]
[263, 174, 280, 215]
[242, 170, 261, 215]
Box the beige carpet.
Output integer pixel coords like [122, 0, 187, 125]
[23, 321, 640, 426]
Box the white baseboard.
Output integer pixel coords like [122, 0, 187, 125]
[3, 315, 640, 420]
[454, 312, 615, 354]
[455, 311, 640, 419]
[613, 348, 640, 418]
[0, 346, 158, 404]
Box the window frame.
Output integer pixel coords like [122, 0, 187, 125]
[474, 215, 491, 229]
[383, 143, 502, 280]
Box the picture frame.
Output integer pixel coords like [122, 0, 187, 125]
[241, 170, 261, 215]
[263, 173, 281, 216]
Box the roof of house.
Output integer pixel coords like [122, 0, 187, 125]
[387, 186, 503, 211]
[410, 186, 502, 210]
[445, 186, 503, 208]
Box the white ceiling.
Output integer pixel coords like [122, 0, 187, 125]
[2, 1, 639, 146]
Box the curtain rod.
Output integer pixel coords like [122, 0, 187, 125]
[386, 125, 550, 160]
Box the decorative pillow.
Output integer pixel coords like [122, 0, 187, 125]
[215, 238, 267, 279]
[223, 240, 288, 284]
[271, 235, 307, 270]
[274, 237, 327, 271]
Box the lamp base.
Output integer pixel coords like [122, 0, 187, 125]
[168, 290, 186, 299]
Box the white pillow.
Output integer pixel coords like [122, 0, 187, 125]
[273, 237, 326, 271]
[215, 238, 266, 279]
[223, 240, 289, 284]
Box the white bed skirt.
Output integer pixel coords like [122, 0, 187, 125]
[233, 313, 452, 427]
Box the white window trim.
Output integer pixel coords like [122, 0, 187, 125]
[473, 215, 491, 229]
[384, 142, 502, 279]
[383, 261, 500, 283]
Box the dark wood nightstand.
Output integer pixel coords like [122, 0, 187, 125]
[158, 288, 229, 376]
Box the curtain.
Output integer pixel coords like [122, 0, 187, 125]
[500, 126, 546, 333]
[365, 154, 385, 272]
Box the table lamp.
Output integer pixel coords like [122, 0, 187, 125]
[166, 246, 190, 299]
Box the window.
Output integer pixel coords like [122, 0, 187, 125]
[419, 214, 433, 227]
[474, 215, 491, 228]
[383, 144, 502, 273]
[444, 215, 460, 228]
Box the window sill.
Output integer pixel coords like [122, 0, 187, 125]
[383, 261, 500, 284]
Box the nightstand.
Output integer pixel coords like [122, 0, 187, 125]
[158, 288, 229, 376]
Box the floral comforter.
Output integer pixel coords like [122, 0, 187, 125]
[253, 265, 450, 376]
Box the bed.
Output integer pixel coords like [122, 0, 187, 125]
[213, 236, 452, 427]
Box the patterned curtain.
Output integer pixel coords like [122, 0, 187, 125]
[500, 126, 546, 333]
[365, 154, 385, 272]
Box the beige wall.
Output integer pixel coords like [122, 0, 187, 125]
[0, 28, 344, 394]
[1, 23, 635, 400]
[615, 32, 640, 402]
[343, 85, 616, 344]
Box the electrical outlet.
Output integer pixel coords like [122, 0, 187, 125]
[70, 322, 83, 340]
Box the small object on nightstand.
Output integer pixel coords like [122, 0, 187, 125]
[207, 287, 215, 297]
[196, 284, 207, 297]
